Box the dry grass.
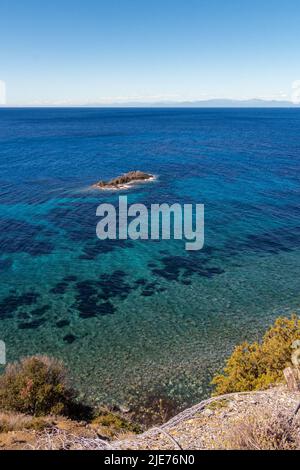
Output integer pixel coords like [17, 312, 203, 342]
[220, 411, 300, 450]
[0, 412, 50, 433]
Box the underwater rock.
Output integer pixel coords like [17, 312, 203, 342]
[63, 334, 76, 344]
[56, 320, 70, 328]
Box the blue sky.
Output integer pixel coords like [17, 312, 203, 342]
[1, 0, 300, 105]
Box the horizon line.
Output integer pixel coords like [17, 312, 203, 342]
[1, 97, 300, 109]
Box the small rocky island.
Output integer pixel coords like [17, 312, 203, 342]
[93, 170, 155, 190]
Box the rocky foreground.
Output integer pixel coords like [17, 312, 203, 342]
[1, 386, 299, 450]
[111, 386, 300, 450]
[93, 171, 154, 190]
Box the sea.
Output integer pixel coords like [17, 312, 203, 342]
[0, 107, 300, 409]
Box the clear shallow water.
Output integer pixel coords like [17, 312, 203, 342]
[0, 108, 300, 408]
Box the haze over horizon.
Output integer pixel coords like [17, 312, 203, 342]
[1, 0, 300, 106]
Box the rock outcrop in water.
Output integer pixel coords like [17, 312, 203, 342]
[93, 171, 154, 190]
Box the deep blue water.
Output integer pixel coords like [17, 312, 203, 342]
[0, 108, 300, 408]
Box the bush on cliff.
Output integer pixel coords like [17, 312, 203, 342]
[0, 356, 77, 417]
[91, 407, 141, 438]
[212, 315, 300, 395]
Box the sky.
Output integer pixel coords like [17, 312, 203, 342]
[0, 0, 300, 106]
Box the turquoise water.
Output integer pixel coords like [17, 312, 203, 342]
[0, 108, 300, 409]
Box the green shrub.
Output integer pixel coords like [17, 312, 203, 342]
[0, 356, 76, 417]
[212, 315, 300, 395]
[206, 398, 229, 411]
[91, 407, 140, 438]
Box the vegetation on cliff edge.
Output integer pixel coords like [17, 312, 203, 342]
[212, 315, 300, 395]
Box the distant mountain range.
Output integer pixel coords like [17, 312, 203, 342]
[3, 99, 300, 108]
[90, 98, 300, 108]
